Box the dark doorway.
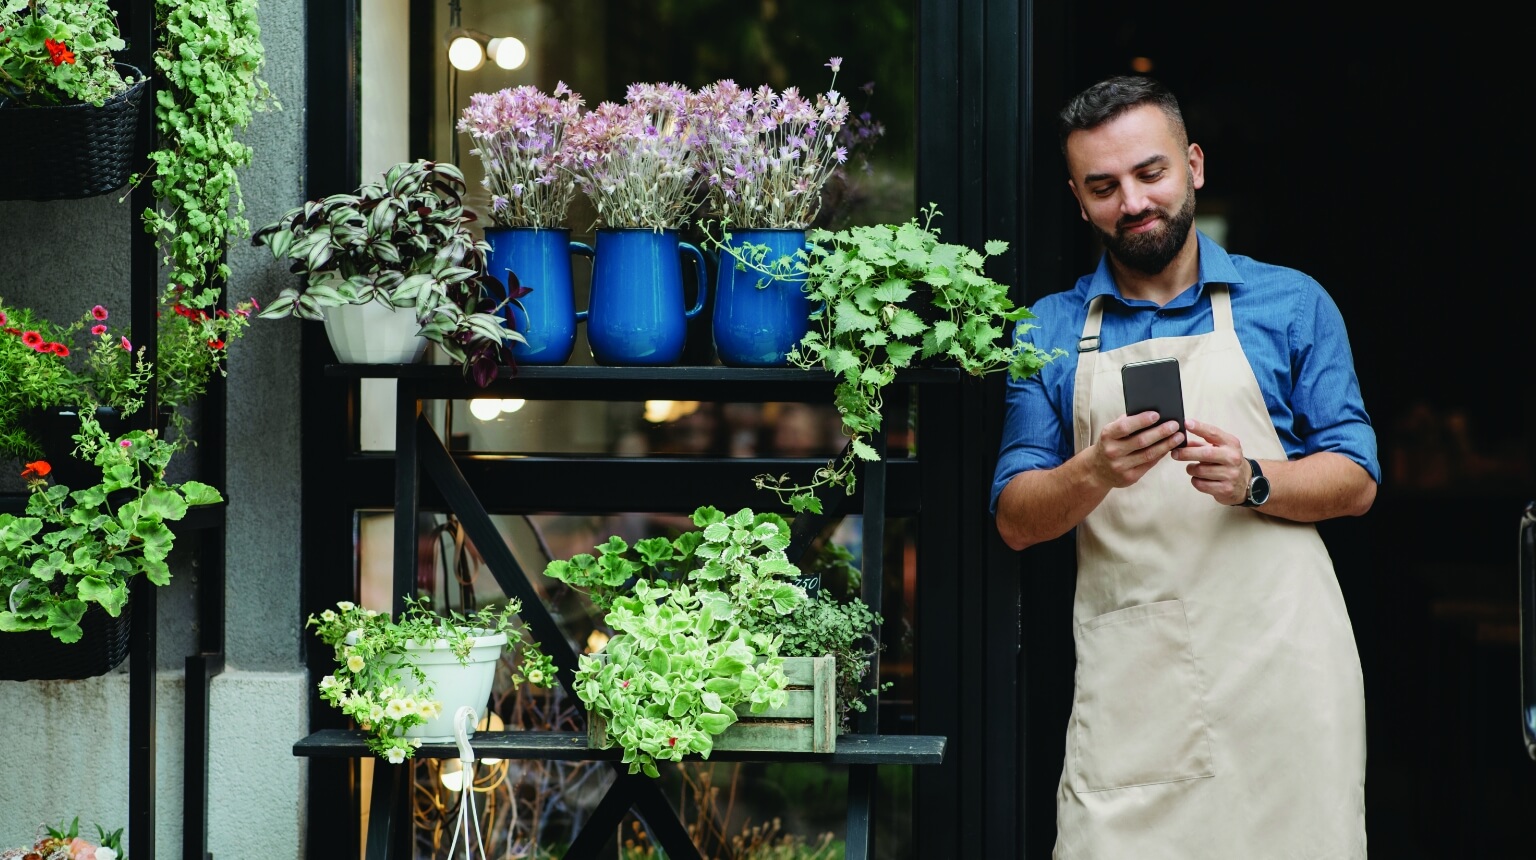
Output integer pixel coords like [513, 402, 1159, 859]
[1019, 3, 1536, 857]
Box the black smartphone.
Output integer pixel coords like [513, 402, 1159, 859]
[1121, 357, 1187, 447]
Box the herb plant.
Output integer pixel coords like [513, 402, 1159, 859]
[253, 159, 522, 383]
[544, 506, 808, 777]
[747, 203, 1065, 512]
[0, 411, 223, 642]
[307, 596, 557, 763]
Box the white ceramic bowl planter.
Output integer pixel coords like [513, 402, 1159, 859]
[394, 630, 507, 742]
[323, 300, 429, 364]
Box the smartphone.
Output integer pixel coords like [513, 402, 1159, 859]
[1121, 357, 1187, 447]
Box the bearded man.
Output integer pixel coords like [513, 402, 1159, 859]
[992, 75, 1378, 859]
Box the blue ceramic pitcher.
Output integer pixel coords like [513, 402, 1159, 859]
[484, 227, 594, 365]
[581, 228, 707, 366]
[712, 228, 812, 367]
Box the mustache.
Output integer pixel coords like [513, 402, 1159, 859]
[1117, 208, 1167, 232]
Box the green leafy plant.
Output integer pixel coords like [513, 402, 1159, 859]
[777, 589, 888, 730]
[136, 0, 276, 301]
[0, 410, 223, 642]
[0, 295, 256, 462]
[253, 159, 523, 383]
[741, 203, 1064, 512]
[0, 0, 132, 107]
[307, 596, 557, 763]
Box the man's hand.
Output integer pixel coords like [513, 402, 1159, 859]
[1171, 419, 1249, 505]
[1093, 410, 1187, 488]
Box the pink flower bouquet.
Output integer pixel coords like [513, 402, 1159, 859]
[457, 82, 585, 228]
[560, 82, 702, 230]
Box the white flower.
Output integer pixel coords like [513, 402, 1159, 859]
[416, 698, 439, 718]
[385, 746, 407, 764]
[319, 674, 342, 691]
[97, 849, 118, 860]
[346, 653, 366, 673]
[337, 601, 355, 611]
[385, 698, 410, 720]
[526, 668, 545, 685]
[320, 609, 337, 622]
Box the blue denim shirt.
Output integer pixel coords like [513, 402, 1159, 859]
[990, 232, 1380, 515]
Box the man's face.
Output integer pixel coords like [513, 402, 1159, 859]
[1065, 104, 1204, 276]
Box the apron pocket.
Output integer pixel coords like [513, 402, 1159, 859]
[1070, 598, 1215, 792]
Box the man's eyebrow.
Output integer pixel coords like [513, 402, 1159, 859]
[1081, 154, 1170, 185]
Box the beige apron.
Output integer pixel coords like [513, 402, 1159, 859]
[1055, 286, 1366, 859]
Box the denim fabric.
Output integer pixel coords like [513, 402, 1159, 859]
[991, 232, 1380, 515]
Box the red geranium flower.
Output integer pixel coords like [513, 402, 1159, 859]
[20, 460, 51, 481]
[91, 305, 109, 321]
[21, 330, 43, 348]
[44, 38, 75, 66]
[208, 339, 226, 350]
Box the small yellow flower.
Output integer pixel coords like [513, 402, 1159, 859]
[415, 698, 438, 718]
[346, 653, 366, 673]
[337, 601, 356, 611]
[385, 698, 409, 720]
[527, 668, 545, 685]
[320, 609, 337, 622]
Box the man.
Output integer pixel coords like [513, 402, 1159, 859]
[992, 75, 1378, 858]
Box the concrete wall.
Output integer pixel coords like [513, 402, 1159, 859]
[0, 0, 310, 855]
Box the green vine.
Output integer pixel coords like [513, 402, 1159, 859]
[133, 0, 276, 306]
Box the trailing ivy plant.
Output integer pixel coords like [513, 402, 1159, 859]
[743, 203, 1064, 513]
[134, 0, 276, 306]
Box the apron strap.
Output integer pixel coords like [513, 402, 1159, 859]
[1209, 283, 1232, 331]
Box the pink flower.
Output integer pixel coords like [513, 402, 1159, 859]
[120, 336, 132, 351]
[91, 305, 109, 321]
[826, 56, 843, 73]
[120, 439, 132, 448]
[69, 837, 98, 859]
[0, 311, 7, 325]
[91, 324, 108, 336]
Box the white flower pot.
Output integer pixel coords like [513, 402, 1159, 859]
[396, 631, 506, 742]
[322, 300, 429, 364]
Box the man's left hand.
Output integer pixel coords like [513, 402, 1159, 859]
[1172, 419, 1249, 506]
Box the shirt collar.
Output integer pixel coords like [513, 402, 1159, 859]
[1082, 230, 1246, 308]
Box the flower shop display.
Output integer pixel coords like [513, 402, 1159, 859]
[742, 204, 1065, 513]
[252, 159, 522, 382]
[693, 58, 852, 366]
[0, 0, 147, 201]
[1, 817, 122, 860]
[561, 82, 708, 365]
[544, 506, 884, 777]
[458, 82, 592, 365]
[307, 596, 557, 763]
[0, 295, 254, 473]
[0, 410, 223, 670]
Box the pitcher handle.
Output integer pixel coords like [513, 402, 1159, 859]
[571, 240, 595, 323]
[680, 241, 709, 320]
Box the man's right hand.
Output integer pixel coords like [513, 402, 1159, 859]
[1091, 410, 1186, 489]
[995, 410, 1183, 551]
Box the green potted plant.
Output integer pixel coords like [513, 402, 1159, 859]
[0, 410, 223, 675]
[741, 203, 1065, 513]
[306, 596, 557, 764]
[544, 505, 885, 776]
[0, 294, 256, 472]
[253, 159, 524, 383]
[0, 0, 148, 201]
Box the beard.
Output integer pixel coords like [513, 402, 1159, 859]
[1095, 178, 1198, 275]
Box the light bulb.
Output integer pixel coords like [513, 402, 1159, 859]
[447, 35, 485, 72]
[439, 759, 465, 792]
[486, 37, 528, 70]
[469, 399, 502, 421]
[499, 398, 525, 414]
[643, 400, 674, 423]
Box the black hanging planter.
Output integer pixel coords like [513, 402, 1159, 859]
[0, 65, 148, 202]
[0, 597, 132, 681]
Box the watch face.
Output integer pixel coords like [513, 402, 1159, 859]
[1250, 475, 1271, 506]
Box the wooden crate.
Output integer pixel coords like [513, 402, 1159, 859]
[587, 654, 837, 754]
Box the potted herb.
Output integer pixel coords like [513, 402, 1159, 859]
[0, 0, 147, 201]
[692, 57, 852, 366]
[544, 506, 884, 776]
[253, 159, 523, 383]
[559, 83, 708, 365]
[458, 82, 590, 365]
[0, 295, 255, 474]
[743, 204, 1065, 513]
[306, 596, 557, 764]
[0, 410, 223, 669]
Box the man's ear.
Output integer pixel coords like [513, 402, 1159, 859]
[1188, 143, 1206, 191]
[1067, 179, 1088, 222]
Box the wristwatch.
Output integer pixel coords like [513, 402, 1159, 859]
[1240, 458, 1271, 508]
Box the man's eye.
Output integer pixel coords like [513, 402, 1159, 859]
[1090, 185, 1115, 197]
[1140, 169, 1166, 182]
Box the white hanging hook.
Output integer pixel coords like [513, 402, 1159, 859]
[446, 704, 488, 859]
[454, 704, 478, 766]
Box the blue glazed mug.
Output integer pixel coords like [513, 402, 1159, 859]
[581, 228, 708, 366]
[712, 228, 812, 367]
[484, 226, 594, 365]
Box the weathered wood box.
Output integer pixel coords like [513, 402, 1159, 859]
[587, 654, 838, 754]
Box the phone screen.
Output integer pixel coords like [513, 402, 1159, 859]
[1121, 357, 1187, 447]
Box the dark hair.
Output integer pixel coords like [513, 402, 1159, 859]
[1058, 75, 1187, 160]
